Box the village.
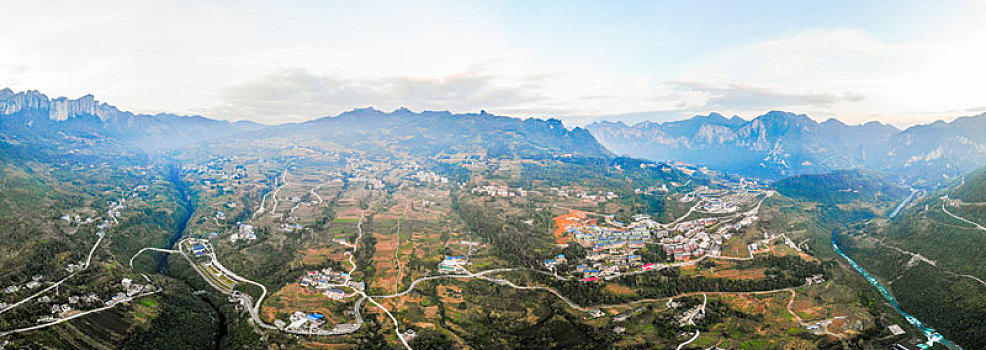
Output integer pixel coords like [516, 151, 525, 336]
[550, 187, 771, 282]
[0, 183, 161, 331]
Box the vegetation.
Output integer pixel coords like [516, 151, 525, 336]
[773, 169, 907, 204]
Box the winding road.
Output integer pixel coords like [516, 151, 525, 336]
[0, 232, 105, 316]
[942, 202, 986, 232]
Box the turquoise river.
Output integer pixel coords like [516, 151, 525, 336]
[831, 231, 961, 350]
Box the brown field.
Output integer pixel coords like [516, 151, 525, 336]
[298, 247, 347, 265]
[683, 260, 767, 281]
[422, 305, 439, 319]
[412, 322, 436, 330]
[604, 283, 639, 296]
[438, 285, 464, 304]
[721, 237, 752, 257]
[370, 232, 400, 289]
[335, 208, 364, 219]
[300, 340, 351, 350]
[712, 268, 767, 280]
[790, 296, 828, 320]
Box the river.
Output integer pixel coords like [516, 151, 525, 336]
[889, 188, 918, 219]
[831, 231, 961, 350]
[159, 164, 194, 272]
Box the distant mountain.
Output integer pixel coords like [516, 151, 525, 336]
[0, 88, 263, 151]
[773, 169, 907, 204]
[587, 111, 986, 185]
[0, 88, 611, 160]
[261, 107, 613, 159]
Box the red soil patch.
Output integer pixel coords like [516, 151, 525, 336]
[553, 210, 597, 244]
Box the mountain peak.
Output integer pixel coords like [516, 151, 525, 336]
[704, 112, 726, 119]
[761, 110, 810, 119]
[820, 118, 847, 128]
[334, 107, 384, 119]
[0, 89, 103, 121]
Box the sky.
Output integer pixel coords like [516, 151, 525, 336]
[2, 0, 986, 127]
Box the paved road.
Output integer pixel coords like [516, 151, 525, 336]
[676, 330, 700, 350]
[129, 247, 179, 269]
[942, 202, 986, 232]
[0, 290, 159, 338]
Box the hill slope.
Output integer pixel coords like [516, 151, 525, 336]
[952, 167, 986, 203]
[773, 170, 908, 204]
[841, 165, 986, 349]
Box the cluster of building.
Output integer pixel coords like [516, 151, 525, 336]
[190, 242, 209, 257]
[550, 189, 771, 283]
[542, 254, 567, 269]
[659, 217, 719, 260]
[550, 188, 618, 202]
[747, 232, 776, 254]
[298, 268, 351, 300]
[183, 161, 247, 182]
[106, 278, 154, 306]
[805, 274, 826, 286]
[411, 171, 449, 184]
[470, 185, 527, 197]
[61, 214, 94, 224]
[229, 223, 257, 242]
[286, 311, 326, 331]
[701, 199, 738, 213]
[660, 210, 760, 260]
[18, 278, 148, 325]
[278, 222, 305, 232]
[347, 176, 386, 190]
[49, 303, 73, 316]
[2, 275, 48, 295]
[675, 302, 705, 327]
[439, 256, 469, 271]
[633, 184, 670, 195]
[570, 216, 659, 281]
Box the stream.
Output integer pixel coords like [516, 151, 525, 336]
[831, 231, 961, 350]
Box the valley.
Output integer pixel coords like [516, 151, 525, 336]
[0, 89, 984, 350]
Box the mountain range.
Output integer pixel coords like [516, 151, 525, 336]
[0, 88, 610, 160]
[0, 88, 264, 152]
[587, 111, 986, 186]
[5, 87, 986, 187]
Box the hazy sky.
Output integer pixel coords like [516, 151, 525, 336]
[3, 1, 986, 126]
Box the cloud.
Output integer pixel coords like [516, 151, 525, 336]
[667, 82, 865, 110]
[209, 68, 548, 123]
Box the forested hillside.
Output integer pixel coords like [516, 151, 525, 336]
[773, 170, 907, 204]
